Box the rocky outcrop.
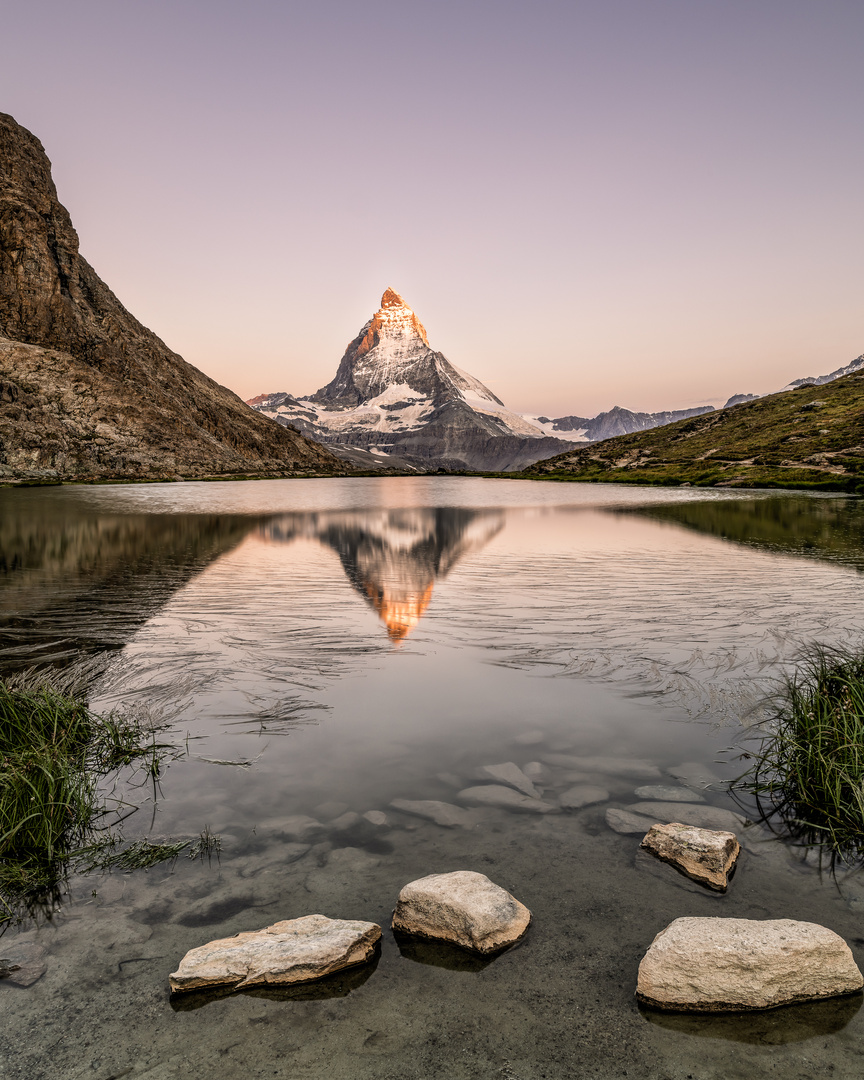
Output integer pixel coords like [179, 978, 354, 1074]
[168, 914, 381, 993]
[640, 823, 740, 891]
[0, 112, 344, 482]
[392, 871, 531, 954]
[637, 918, 863, 1012]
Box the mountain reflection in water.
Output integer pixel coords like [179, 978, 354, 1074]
[259, 508, 504, 641]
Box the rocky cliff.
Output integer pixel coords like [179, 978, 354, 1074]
[0, 113, 344, 482]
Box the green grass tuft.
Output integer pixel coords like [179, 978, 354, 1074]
[0, 673, 218, 924]
[736, 645, 864, 862]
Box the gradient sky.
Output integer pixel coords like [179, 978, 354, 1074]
[3, 0, 862, 417]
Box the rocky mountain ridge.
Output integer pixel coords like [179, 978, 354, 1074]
[0, 112, 343, 482]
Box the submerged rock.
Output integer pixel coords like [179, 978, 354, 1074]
[522, 761, 552, 784]
[392, 871, 531, 954]
[457, 785, 558, 814]
[640, 823, 740, 891]
[637, 917, 864, 1012]
[541, 754, 661, 779]
[0, 941, 47, 987]
[362, 810, 388, 827]
[559, 784, 609, 810]
[169, 914, 381, 994]
[605, 807, 659, 835]
[627, 802, 743, 832]
[390, 798, 476, 828]
[275, 815, 327, 843]
[634, 785, 705, 803]
[473, 762, 540, 798]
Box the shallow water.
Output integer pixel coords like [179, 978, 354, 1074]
[2, 478, 864, 1079]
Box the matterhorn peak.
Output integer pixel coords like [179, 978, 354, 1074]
[380, 287, 408, 309]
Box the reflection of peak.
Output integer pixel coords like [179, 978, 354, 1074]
[259, 507, 504, 642]
[364, 581, 434, 642]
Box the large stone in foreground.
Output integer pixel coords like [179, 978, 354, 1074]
[640, 823, 740, 891]
[169, 914, 381, 994]
[637, 918, 863, 1012]
[392, 871, 531, 954]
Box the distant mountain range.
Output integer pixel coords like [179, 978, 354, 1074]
[248, 289, 714, 472]
[0, 113, 342, 483]
[526, 361, 864, 492]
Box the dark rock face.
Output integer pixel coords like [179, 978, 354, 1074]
[0, 113, 343, 482]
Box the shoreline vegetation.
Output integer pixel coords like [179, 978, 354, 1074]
[735, 645, 864, 865]
[0, 667, 217, 926]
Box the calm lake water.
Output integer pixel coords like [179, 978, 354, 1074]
[2, 477, 864, 1080]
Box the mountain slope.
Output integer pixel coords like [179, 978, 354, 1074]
[250, 288, 575, 471]
[0, 112, 343, 482]
[524, 368, 864, 492]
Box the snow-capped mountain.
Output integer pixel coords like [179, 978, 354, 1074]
[248, 288, 575, 471]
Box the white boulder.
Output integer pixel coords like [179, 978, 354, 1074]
[392, 870, 531, 954]
[169, 914, 381, 994]
[637, 917, 863, 1012]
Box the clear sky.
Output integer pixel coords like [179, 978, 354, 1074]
[3, 0, 862, 417]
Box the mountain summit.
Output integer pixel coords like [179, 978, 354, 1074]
[250, 289, 572, 471]
[310, 288, 504, 410]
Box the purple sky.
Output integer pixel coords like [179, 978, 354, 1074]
[3, 0, 862, 417]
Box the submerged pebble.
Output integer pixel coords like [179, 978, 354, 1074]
[634, 785, 705, 802]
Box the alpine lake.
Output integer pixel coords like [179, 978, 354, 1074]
[2, 476, 864, 1080]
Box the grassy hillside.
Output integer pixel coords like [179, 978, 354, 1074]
[524, 371, 864, 492]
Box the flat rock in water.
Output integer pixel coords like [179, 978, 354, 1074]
[637, 917, 864, 1011]
[390, 799, 476, 828]
[362, 810, 388, 827]
[634, 785, 705, 803]
[0, 941, 47, 987]
[474, 762, 539, 798]
[169, 914, 381, 994]
[606, 807, 658, 835]
[457, 785, 558, 814]
[541, 754, 661, 779]
[628, 802, 744, 832]
[392, 871, 531, 954]
[640, 823, 740, 891]
[559, 784, 609, 809]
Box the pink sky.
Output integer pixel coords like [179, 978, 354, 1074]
[3, 0, 862, 417]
